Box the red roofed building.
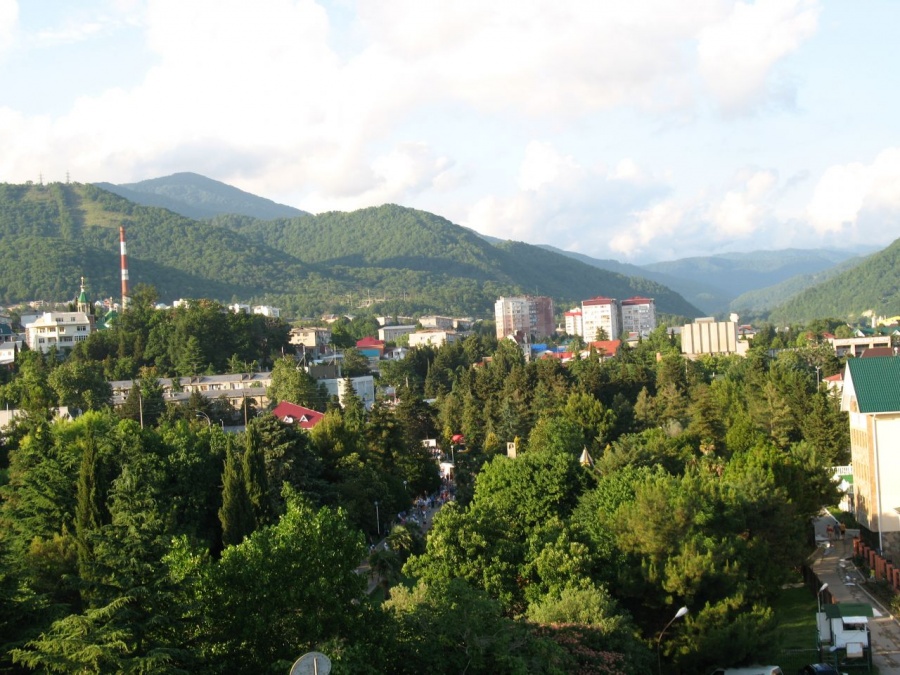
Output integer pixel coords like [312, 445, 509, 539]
[585, 339, 621, 360]
[356, 336, 385, 359]
[271, 401, 325, 431]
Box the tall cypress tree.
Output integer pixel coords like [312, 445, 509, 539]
[242, 425, 270, 527]
[75, 426, 103, 606]
[219, 440, 255, 547]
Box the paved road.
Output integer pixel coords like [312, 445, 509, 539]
[357, 498, 446, 594]
[811, 513, 900, 674]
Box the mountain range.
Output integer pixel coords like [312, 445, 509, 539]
[0, 178, 698, 320]
[0, 172, 895, 325]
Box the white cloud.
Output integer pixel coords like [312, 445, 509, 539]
[806, 148, 900, 236]
[707, 169, 777, 237]
[611, 200, 685, 258]
[2, 0, 890, 267]
[468, 143, 671, 255]
[697, 0, 819, 113]
[517, 141, 581, 192]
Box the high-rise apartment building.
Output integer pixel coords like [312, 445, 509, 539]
[581, 297, 620, 341]
[494, 296, 555, 340]
[620, 297, 656, 337]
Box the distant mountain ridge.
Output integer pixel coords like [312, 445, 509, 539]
[93, 174, 866, 318]
[95, 172, 309, 221]
[728, 256, 866, 316]
[8, 173, 887, 324]
[0, 181, 702, 320]
[537, 245, 733, 314]
[767, 239, 900, 324]
[639, 249, 860, 314]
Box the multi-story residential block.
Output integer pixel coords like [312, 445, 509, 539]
[289, 326, 332, 358]
[620, 296, 656, 337]
[25, 280, 95, 353]
[320, 375, 376, 410]
[827, 335, 893, 358]
[378, 324, 417, 342]
[841, 356, 900, 558]
[494, 296, 555, 340]
[419, 315, 456, 330]
[581, 297, 619, 341]
[408, 329, 459, 348]
[563, 308, 583, 338]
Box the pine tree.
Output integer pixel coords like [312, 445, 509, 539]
[219, 441, 255, 547]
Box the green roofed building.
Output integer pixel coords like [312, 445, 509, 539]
[841, 356, 900, 557]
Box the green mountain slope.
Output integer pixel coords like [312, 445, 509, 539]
[640, 249, 857, 305]
[767, 240, 900, 324]
[538, 244, 731, 314]
[214, 205, 703, 318]
[0, 182, 702, 319]
[729, 255, 865, 315]
[0, 182, 313, 303]
[96, 171, 309, 220]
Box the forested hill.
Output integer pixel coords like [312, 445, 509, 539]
[95, 172, 309, 221]
[538, 244, 732, 314]
[0, 182, 701, 318]
[767, 237, 900, 324]
[211, 205, 702, 317]
[728, 256, 865, 317]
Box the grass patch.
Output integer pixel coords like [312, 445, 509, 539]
[752, 586, 823, 671]
[772, 585, 818, 650]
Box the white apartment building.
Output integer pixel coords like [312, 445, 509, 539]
[563, 308, 583, 337]
[581, 297, 619, 341]
[408, 330, 459, 348]
[620, 297, 657, 337]
[378, 325, 417, 342]
[321, 375, 376, 410]
[419, 315, 456, 330]
[25, 311, 93, 353]
[289, 327, 332, 357]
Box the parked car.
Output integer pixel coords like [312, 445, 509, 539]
[798, 665, 845, 675]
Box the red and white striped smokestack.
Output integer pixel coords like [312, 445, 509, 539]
[119, 226, 129, 310]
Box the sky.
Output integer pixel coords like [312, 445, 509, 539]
[1, 0, 898, 263]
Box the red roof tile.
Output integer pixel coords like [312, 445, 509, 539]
[271, 401, 325, 430]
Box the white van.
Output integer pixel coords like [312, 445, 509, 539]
[708, 667, 783, 675]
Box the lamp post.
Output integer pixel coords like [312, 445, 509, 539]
[817, 582, 828, 613]
[374, 500, 380, 536]
[196, 411, 223, 430]
[657, 606, 688, 675]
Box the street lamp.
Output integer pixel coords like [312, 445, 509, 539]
[657, 606, 688, 675]
[374, 500, 380, 536]
[195, 411, 223, 430]
[817, 582, 828, 613]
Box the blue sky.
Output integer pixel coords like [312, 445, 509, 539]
[1, 0, 898, 263]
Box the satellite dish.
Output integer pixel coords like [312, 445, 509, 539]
[289, 652, 332, 675]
